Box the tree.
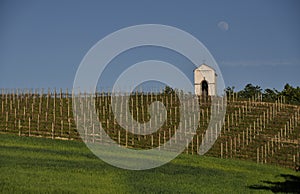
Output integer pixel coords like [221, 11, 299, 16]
[238, 84, 262, 99]
[225, 86, 235, 97]
[224, 83, 300, 105]
[163, 86, 174, 95]
[280, 84, 300, 105]
[263, 88, 279, 102]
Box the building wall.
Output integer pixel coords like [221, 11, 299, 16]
[194, 65, 217, 96]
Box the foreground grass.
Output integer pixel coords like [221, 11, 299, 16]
[0, 134, 299, 193]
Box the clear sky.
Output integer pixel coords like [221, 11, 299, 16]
[1, 0, 300, 91]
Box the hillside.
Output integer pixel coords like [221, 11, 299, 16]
[0, 88, 299, 169]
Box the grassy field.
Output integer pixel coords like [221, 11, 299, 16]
[1, 134, 299, 193]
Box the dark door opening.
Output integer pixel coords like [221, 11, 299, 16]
[201, 80, 208, 96]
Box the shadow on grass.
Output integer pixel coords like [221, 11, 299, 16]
[122, 161, 234, 193]
[248, 174, 300, 193]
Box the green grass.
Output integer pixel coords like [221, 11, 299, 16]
[1, 134, 299, 193]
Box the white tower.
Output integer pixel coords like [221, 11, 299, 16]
[194, 63, 217, 96]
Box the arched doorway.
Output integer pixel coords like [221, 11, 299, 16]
[201, 80, 208, 96]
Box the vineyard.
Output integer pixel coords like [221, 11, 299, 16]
[0, 88, 299, 169]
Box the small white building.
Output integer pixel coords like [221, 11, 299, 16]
[194, 63, 217, 96]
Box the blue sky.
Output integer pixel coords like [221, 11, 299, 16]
[0, 0, 300, 91]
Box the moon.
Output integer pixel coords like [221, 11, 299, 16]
[217, 21, 229, 31]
